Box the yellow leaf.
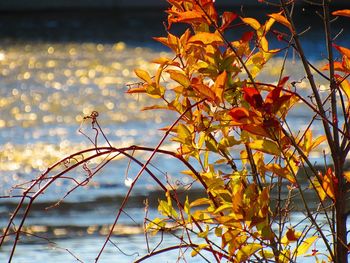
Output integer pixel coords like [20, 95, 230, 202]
[248, 139, 281, 156]
[294, 236, 318, 257]
[188, 32, 223, 45]
[213, 70, 227, 104]
[236, 243, 262, 262]
[344, 171, 350, 183]
[190, 197, 211, 207]
[311, 175, 327, 201]
[335, 75, 350, 100]
[167, 70, 190, 88]
[197, 225, 209, 238]
[241, 17, 261, 30]
[134, 69, 152, 84]
[191, 244, 208, 257]
[332, 9, 350, 17]
[268, 13, 293, 32]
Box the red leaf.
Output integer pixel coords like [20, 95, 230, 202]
[241, 31, 254, 42]
[243, 87, 263, 108]
[229, 107, 250, 124]
[220, 11, 238, 31]
[278, 76, 289, 87]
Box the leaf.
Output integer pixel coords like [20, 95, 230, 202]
[241, 17, 261, 30]
[335, 74, 350, 100]
[126, 86, 147, 94]
[243, 87, 264, 108]
[321, 61, 345, 72]
[220, 11, 238, 31]
[213, 70, 227, 103]
[268, 13, 293, 32]
[197, 225, 209, 238]
[344, 171, 350, 183]
[191, 244, 208, 257]
[134, 69, 152, 84]
[322, 168, 336, 200]
[241, 31, 254, 42]
[167, 70, 190, 88]
[248, 139, 281, 156]
[229, 107, 250, 125]
[294, 236, 318, 257]
[190, 197, 211, 207]
[168, 10, 206, 24]
[192, 80, 216, 101]
[286, 228, 301, 242]
[236, 243, 262, 262]
[333, 44, 350, 59]
[332, 9, 350, 17]
[188, 32, 223, 45]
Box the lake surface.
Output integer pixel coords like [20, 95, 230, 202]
[0, 8, 349, 262]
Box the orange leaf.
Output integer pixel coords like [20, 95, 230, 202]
[188, 32, 223, 45]
[332, 9, 350, 17]
[321, 61, 346, 72]
[333, 44, 350, 59]
[213, 71, 227, 103]
[168, 10, 206, 24]
[322, 168, 337, 200]
[126, 86, 147, 94]
[191, 78, 216, 101]
[267, 13, 293, 32]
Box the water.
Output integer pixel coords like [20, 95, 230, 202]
[0, 8, 349, 262]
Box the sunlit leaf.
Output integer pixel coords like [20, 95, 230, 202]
[332, 9, 350, 17]
[188, 32, 223, 45]
[134, 69, 152, 84]
[333, 43, 350, 59]
[248, 139, 281, 156]
[268, 12, 293, 32]
[213, 70, 227, 103]
[167, 69, 190, 88]
[236, 243, 262, 262]
[241, 17, 261, 30]
[294, 236, 318, 257]
[335, 74, 350, 100]
[191, 244, 208, 257]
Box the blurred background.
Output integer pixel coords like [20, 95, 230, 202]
[0, 1, 349, 262]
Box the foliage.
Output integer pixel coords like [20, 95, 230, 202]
[128, 0, 350, 262]
[1, 0, 350, 262]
